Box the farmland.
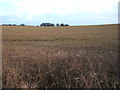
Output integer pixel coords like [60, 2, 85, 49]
[2, 24, 119, 88]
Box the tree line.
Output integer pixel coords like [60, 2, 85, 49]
[2, 23, 69, 26]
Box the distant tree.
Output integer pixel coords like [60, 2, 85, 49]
[60, 23, 65, 26]
[60, 23, 69, 26]
[65, 24, 69, 26]
[40, 23, 55, 26]
[20, 24, 25, 26]
[56, 23, 59, 26]
[51, 24, 55, 26]
[40, 24, 43, 26]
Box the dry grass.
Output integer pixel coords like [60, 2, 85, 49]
[2, 24, 120, 88]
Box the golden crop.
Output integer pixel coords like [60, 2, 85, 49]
[2, 24, 119, 88]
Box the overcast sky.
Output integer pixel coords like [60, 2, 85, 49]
[0, 0, 119, 26]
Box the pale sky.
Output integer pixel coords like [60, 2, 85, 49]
[0, 0, 119, 26]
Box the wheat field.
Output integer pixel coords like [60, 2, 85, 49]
[2, 24, 119, 88]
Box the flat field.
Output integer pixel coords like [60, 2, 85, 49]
[2, 24, 119, 88]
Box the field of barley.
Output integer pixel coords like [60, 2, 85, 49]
[2, 24, 120, 88]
